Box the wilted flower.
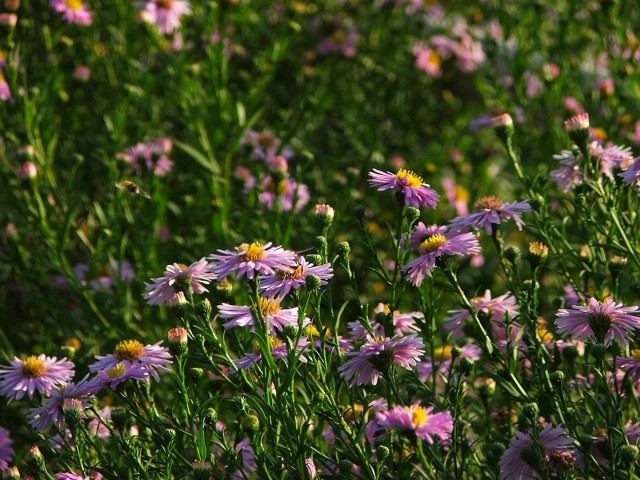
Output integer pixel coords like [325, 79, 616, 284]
[450, 196, 531, 235]
[376, 403, 453, 443]
[555, 297, 640, 347]
[368, 169, 439, 209]
[50, 0, 92, 25]
[89, 340, 172, 381]
[208, 242, 296, 280]
[0, 355, 74, 400]
[139, 0, 191, 34]
[338, 335, 424, 386]
[144, 258, 216, 305]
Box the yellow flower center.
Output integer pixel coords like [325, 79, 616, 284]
[114, 340, 144, 361]
[632, 349, 640, 362]
[344, 404, 363, 421]
[259, 298, 282, 316]
[420, 234, 447, 253]
[21, 356, 46, 378]
[276, 265, 304, 280]
[177, 263, 188, 270]
[433, 345, 453, 362]
[412, 406, 428, 427]
[252, 336, 283, 354]
[474, 195, 503, 211]
[107, 364, 126, 378]
[277, 180, 287, 195]
[396, 169, 423, 188]
[332, 31, 346, 44]
[66, 0, 83, 10]
[237, 242, 266, 262]
[428, 50, 441, 67]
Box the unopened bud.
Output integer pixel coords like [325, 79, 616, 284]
[405, 206, 420, 224]
[1, 467, 20, 480]
[168, 327, 188, 356]
[196, 299, 212, 321]
[590, 343, 607, 361]
[335, 241, 350, 257]
[493, 113, 514, 144]
[549, 371, 565, 389]
[578, 434, 593, 449]
[521, 402, 539, 421]
[620, 445, 639, 466]
[167, 291, 188, 317]
[190, 367, 204, 380]
[242, 414, 260, 434]
[450, 346, 462, 360]
[58, 345, 76, 361]
[204, 408, 218, 424]
[306, 254, 323, 265]
[305, 274, 321, 289]
[191, 461, 212, 480]
[486, 442, 506, 462]
[376, 445, 390, 460]
[564, 113, 590, 144]
[459, 357, 475, 375]
[504, 246, 521, 264]
[163, 428, 176, 443]
[25, 446, 48, 476]
[315, 235, 328, 253]
[63, 398, 83, 431]
[528, 242, 549, 266]
[313, 204, 335, 227]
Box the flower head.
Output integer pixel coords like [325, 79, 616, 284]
[417, 343, 482, 381]
[0, 355, 74, 400]
[444, 290, 519, 339]
[376, 403, 453, 444]
[0, 426, 13, 470]
[338, 335, 425, 386]
[368, 168, 439, 209]
[259, 257, 333, 298]
[258, 175, 310, 213]
[92, 363, 150, 391]
[118, 138, 173, 176]
[347, 303, 421, 338]
[28, 376, 95, 431]
[449, 196, 531, 235]
[139, 0, 191, 34]
[144, 258, 216, 305]
[89, 340, 172, 381]
[233, 336, 311, 371]
[218, 297, 307, 333]
[555, 297, 640, 347]
[500, 425, 576, 480]
[208, 242, 297, 280]
[401, 223, 480, 286]
[50, 0, 92, 25]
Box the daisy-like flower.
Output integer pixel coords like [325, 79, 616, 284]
[89, 340, 172, 381]
[449, 196, 531, 235]
[0, 426, 13, 470]
[338, 335, 425, 386]
[218, 297, 307, 332]
[555, 297, 640, 347]
[55, 473, 90, 480]
[500, 425, 576, 480]
[376, 403, 453, 444]
[259, 257, 333, 298]
[118, 138, 173, 176]
[208, 242, 297, 281]
[616, 349, 640, 380]
[347, 303, 421, 338]
[592, 421, 640, 466]
[50, 0, 92, 25]
[401, 223, 480, 286]
[144, 258, 216, 306]
[258, 176, 310, 213]
[139, 0, 191, 34]
[233, 336, 311, 371]
[241, 130, 293, 161]
[417, 343, 482, 381]
[91, 363, 150, 392]
[368, 168, 439, 209]
[444, 289, 519, 339]
[0, 355, 74, 400]
[0, 74, 10, 102]
[621, 156, 640, 186]
[28, 376, 94, 431]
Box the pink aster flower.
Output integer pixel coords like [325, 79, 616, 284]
[401, 223, 480, 286]
[91, 363, 150, 392]
[444, 290, 519, 339]
[555, 297, 640, 347]
[118, 138, 173, 176]
[368, 168, 439, 209]
[89, 340, 172, 381]
[144, 258, 215, 305]
[376, 403, 453, 444]
[413, 43, 441, 77]
[0, 75, 11, 102]
[449, 196, 531, 235]
[500, 425, 576, 480]
[258, 175, 310, 213]
[417, 343, 482, 381]
[28, 375, 94, 431]
[617, 350, 640, 380]
[208, 242, 297, 280]
[259, 257, 333, 298]
[88, 406, 112, 439]
[0, 355, 74, 400]
[347, 303, 421, 338]
[233, 336, 311, 371]
[0, 427, 13, 470]
[338, 335, 425, 386]
[56, 473, 90, 480]
[139, 0, 191, 34]
[218, 297, 307, 333]
[50, 0, 92, 25]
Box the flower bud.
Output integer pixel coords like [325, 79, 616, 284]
[561, 344, 578, 363]
[63, 398, 83, 431]
[168, 327, 188, 357]
[528, 242, 549, 267]
[313, 204, 335, 227]
[4, 0, 19, 11]
[492, 113, 514, 144]
[578, 434, 593, 449]
[620, 445, 639, 467]
[335, 241, 350, 257]
[242, 414, 260, 434]
[609, 255, 628, 279]
[528, 195, 544, 212]
[338, 459, 353, 473]
[352, 205, 366, 220]
[305, 274, 321, 290]
[459, 357, 475, 375]
[0, 13, 17, 27]
[16, 161, 37, 179]
[1, 467, 20, 480]
[549, 371, 565, 389]
[196, 298, 212, 321]
[504, 246, 521, 264]
[204, 408, 218, 424]
[451, 346, 462, 360]
[163, 428, 176, 443]
[306, 254, 323, 265]
[281, 325, 299, 339]
[191, 461, 212, 480]
[24, 446, 48, 476]
[315, 235, 328, 253]
[167, 291, 188, 317]
[486, 442, 506, 462]
[58, 345, 76, 361]
[376, 445, 390, 460]
[111, 407, 130, 431]
[521, 402, 539, 422]
[564, 113, 590, 146]
[590, 343, 607, 361]
[405, 206, 420, 224]
[215, 278, 233, 302]
[190, 367, 204, 380]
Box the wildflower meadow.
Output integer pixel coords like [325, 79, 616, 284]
[4, 0, 640, 479]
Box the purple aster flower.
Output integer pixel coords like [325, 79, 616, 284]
[368, 168, 439, 209]
[0, 75, 11, 102]
[28, 375, 95, 431]
[258, 175, 310, 213]
[144, 258, 216, 306]
[118, 138, 173, 176]
[0, 355, 74, 400]
[91, 363, 150, 392]
[347, 303, 421, 338]
[89, 340, 172, 381]
[55, 473, 89, 480]
[592, 421, 640, 466]
[233, 337, 311, 371]
[0, 426, 13, 470]
[208, 242, 297, 280]
[139, 0, 191, 35]
[50, 0, 92, 25]
[338, 335, 425, 386]
[230, 438, 257, 480]
[449, 196, 531, 235]
[88, 406, 112, 440]
[376, 403, 453, 444]
[241, 130, 293, 161]
[616, 349, 640, 380]
[444, 289, 519, 339]
[218, 297, 307, 333]
[621, 156, 640, 186]
[500, 425, 576, 480]
[259, 257, 333, 298]
[417, 343, 482, 381]
[401, 223, 480, 286]
[555, 297, 640, 347]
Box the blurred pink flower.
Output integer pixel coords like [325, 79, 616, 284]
[50, 0, 92, 25]
[139, 0, 191, 34]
